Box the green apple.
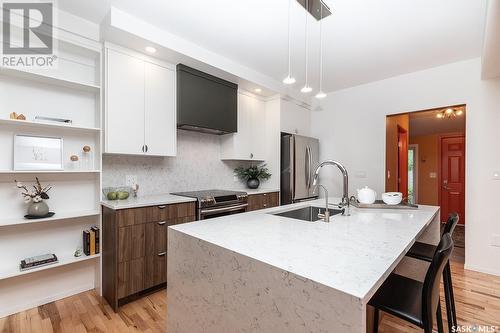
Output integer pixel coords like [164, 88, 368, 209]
[117, 191, 129, 200]
[107, 192, 118, 200]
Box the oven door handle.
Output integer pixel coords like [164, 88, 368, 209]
[200, 203, 249, 215]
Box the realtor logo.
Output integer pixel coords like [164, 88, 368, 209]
[1, 1, 57, 68]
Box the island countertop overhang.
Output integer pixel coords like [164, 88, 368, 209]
[169, 198, 440, 303]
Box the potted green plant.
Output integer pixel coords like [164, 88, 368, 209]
[234, 164, 271, 189]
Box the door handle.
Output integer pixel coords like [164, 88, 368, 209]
[157, 252, 166, 257]
[308, 146, 313, 188]
[305, 146, 311, 188]
[157, 221, 166, 225]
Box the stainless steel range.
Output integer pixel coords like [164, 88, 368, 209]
[171, 189, 248, 220]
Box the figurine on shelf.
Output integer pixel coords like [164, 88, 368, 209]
[74, 248, 83, 257]
[9, 112, 26, 120]
[81, 145, 93, 170]
[69, 154, 80, 170]
[15, 177, 54, 219]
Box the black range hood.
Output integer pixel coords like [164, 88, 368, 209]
[177, 64, 237, 135]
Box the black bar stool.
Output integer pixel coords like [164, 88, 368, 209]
[369, 233, 454, 333]
[406, 213, 459, 332]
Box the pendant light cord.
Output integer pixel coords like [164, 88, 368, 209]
[287, 0, 292, 76]
[319, 4, 323, 92]
[304, 0, 309, 86]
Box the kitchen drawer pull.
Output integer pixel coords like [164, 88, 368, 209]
[157, 252, 166, 257]
[158, 205, 166, 209]
[158, 221, 166, 225]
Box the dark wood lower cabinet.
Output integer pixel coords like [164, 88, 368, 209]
[247, 192, 280, 211]
[102, 202, 196, 311]
[117, 258, 144, 299]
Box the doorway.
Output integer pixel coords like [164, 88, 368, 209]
[386, 105, 466, 261]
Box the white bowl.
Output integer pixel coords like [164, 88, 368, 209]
[382, 192, 403, 205]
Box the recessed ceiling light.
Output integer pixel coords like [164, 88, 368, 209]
[145, 46, 157, 53]
[456, 109, 463, 116]
[254, 88, 262, 93]
[445, 108, 454, 114]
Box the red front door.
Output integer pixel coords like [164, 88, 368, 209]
[397, 126, 408, 199]
[440, 136, 465, 224]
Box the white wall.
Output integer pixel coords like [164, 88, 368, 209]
[280, 98, 312, 136]
[311, 58, 500, 276]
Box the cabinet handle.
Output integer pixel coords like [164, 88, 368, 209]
[146, 145, 149, 153]
[263, 193, 267, 196]
[250, 153, 254, 159]
[158, 221, 166, 225]
[157, 252, 166, 257]
[141, 145, 145, 153]
[263, 204, 267, 207]
[158, 205, 166, 209]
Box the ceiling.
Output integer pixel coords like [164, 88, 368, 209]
[58, 0, 487, 94]
[409, 106, 466, 137]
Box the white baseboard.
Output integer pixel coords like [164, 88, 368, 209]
[464, 263, 500, 277]
[0, 283, 96, 319]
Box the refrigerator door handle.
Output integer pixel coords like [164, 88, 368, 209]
[308, 145, 313, 189]
[305, 145, 310, 189]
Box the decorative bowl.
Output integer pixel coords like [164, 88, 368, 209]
[382, 192, 403, 205]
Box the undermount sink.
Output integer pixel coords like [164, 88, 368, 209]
[272, 206, 344, 222]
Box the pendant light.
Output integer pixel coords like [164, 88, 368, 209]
[315, 4, 326, 99]
[300, 0, 312, 93]
[283, 0, 296, 85]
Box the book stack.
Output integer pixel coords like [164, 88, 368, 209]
[20, 253, 58, 271]
[83, 226, 100, 256]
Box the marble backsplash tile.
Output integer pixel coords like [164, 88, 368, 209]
[103, 130, 261, 196]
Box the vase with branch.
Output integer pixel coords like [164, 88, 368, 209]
[15, 177, 53, 217]
[234, 164, 271, 189]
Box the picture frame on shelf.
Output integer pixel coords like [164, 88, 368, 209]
[13, 135, 64, 171]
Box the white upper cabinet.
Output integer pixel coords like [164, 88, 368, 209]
[144, 62, 176, 156]
[106, 48, 145, 155]
[220, 91, 266, 161]
[105, 45, 176, 156]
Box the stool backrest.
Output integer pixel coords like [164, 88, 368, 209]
[422, 233, 454, 329]
[442, 212, 459, 236]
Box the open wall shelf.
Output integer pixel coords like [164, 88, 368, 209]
[0, 118, 101, 133]
[0, 253, 100, 281]
[0, 170, 101, 175]
[0, 67, 101, 93]
[0, 210, 101, 228]
[0, 23, 103, 318]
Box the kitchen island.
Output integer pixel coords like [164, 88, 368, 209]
[167, 198, 440, 332]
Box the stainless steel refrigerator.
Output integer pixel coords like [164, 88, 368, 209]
[281, 133, 320, 205]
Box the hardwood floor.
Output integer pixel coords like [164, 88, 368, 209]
[1, 255, 499, 333]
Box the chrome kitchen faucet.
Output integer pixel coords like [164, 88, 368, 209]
[312, 160, 350, 216]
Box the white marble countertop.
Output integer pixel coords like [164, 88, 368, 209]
[238, 188, 280, 195]
[170, 198, 439, 303]
[101, 193, 196, 210]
